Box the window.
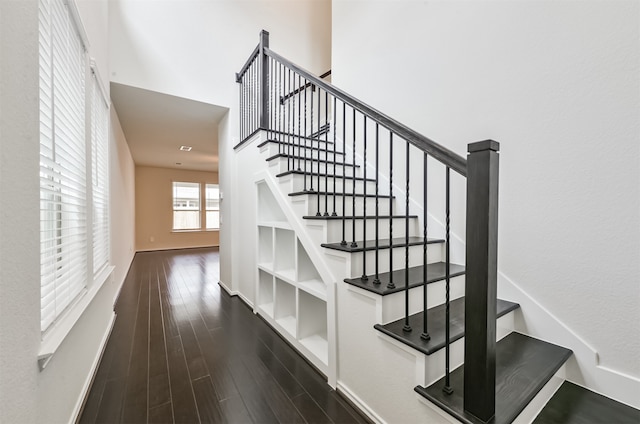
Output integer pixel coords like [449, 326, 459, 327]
[206, 184, 220, 229]
[91, 68, 110, 276]
[39, 0, 88, 332]
[173, 182, 201, 230]
[39, 0, 111, 334]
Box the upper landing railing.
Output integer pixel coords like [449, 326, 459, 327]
[236, 30, 500, 423]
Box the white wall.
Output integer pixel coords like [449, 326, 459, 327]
[0, 0, 137, 422]
[332, 0, 639, 395]
[109, 0, 332, 107]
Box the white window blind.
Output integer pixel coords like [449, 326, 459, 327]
[39, 0, 88, 333]
[91, 71, 109, 276]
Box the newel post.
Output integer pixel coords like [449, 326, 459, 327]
[463, 140, 499, 422]
[259, 29, 270, 130]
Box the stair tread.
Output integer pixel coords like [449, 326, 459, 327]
[533, 381, 640, 424]
[303, 215, 419, 220]
[322, 237, 445, 254]
[374, 297, 520, 355]
[276, 170, 375, 181]
[259, 139, 344, 155]
[267, 153, 359, 167]
[342, 262, 464, 295]
[415, 332, 573, 424]
[289, 190, 393, 198]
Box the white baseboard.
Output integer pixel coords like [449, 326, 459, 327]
[218, 280, 255, 309]
[70, 312, 116, 424]
[337, 381, 386, 424]
[498, 271, 640, 409]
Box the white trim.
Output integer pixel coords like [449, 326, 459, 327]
[336, 381, 385, 424]
[89, 59, 109, 108]
[218, 280, 238, 296]
[70, 312, 116, 423]
[38, 266, 115, 370]
[63, 0, 90, 51]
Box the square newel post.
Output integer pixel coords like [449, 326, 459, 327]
[463, 140, 499, 422]
[259, 29, 270, 130]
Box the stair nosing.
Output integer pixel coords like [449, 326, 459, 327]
[342, 261, 464, 296]
[266, 153, 359, 167]
[374, 298, 520, 356]
[289, 190, 393, 199]
[258, 139, 345, 155]
[276, 169, 375, 181]
[322, 237, 445, 253]
[303, 215, 419, 220]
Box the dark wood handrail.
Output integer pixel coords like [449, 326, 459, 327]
[265, 48, 467, 176]
[235, 44, 260, 82]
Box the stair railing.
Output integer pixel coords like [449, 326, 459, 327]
[235, 30, 500, 423]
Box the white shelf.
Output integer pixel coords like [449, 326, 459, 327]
[275, 268, 296, 284]
[298, 279, 327, 301]
[258, 262, 274, 273]
[259, 302, 274, 318]
[258, 221, 291, 230]
[299, 334, 329, 366]
[276, 315, 297, 337]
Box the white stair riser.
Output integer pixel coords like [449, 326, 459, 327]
[344, 244, 445, 277]
[380, 275, 466, 323]
[420, 313, 516, 386]
[301, 195, 396, 217]
[262, 142, 344, 161]
[269, 156, 358, 177]
[287, 173, 377, 194]
[324, 217, 423, 243]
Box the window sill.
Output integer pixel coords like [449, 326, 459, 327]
[38, 265, 115, 371]
[171, 229, 219, 233]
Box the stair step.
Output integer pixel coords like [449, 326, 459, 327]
[533, 381, 640, 424]
[267, 153, 359, 167]
[289, 191, 393, 199]
[342, 261, 464, 295]
[415, 332, 573, 424]
[375, 297, 520, 355]
[265, 130, 333, 144]
[258, 139, 345, 155]
[322, 237, 444, 254]
[303, 215, 419, 220]
[276, 169, 375, 182]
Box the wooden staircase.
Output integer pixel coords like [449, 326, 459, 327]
[234, 30, 640, 424]
[258, 136, 573, 423]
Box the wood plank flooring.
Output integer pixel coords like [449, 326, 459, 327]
[79, 248, 369, 424]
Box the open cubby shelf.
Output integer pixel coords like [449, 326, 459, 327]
[256, 180, 329, 371]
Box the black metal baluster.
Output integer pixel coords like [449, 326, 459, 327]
[361, 116, 368, 281]
[443, 166, 453, 395]
[269, 57, 273, 140]
[351, 109, 357, 248]
[403, 140, 411, 333]
[239, 73, 243, 141]
[340, 103, 347, 246]
[278, 63, 283, 149]
[373, 124, 380, 285]
[287, 68, 292, 171]
[324, 91, 329, 216]
[421, 153, 430, 341]
[316, 83, 321, 216]
[332, 96, 338, 216]
[297, 73, 302, 171]
[303, 77, 308, 191]
[309, 81, 315, 193]
[387, 133, 395, 289]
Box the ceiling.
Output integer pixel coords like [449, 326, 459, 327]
[110, 82, 228, 172]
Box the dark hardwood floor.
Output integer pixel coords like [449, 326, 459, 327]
[79, 247, 369, 424]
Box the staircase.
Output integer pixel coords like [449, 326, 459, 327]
[231, 30, 602, 424]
